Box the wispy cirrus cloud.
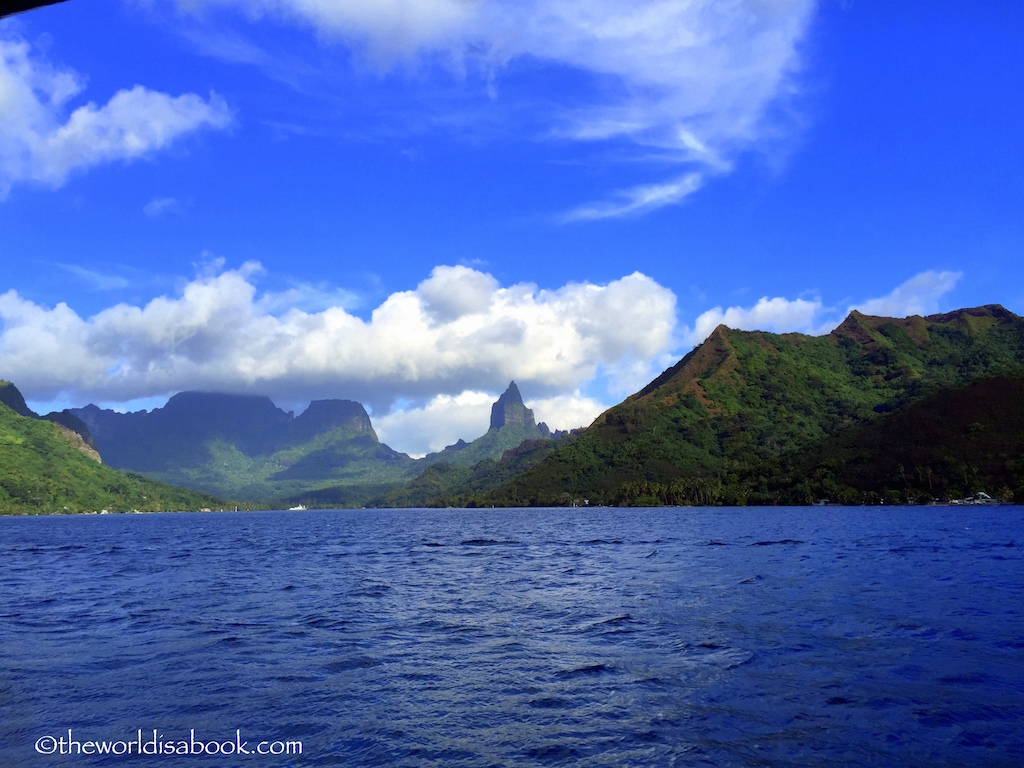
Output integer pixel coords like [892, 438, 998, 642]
[56, 264, 131, 292]
[0, 33, 232, 198]
[562, 172, 703, 222]
[166, 0, 816, 218]
[143, 197, 182, 218]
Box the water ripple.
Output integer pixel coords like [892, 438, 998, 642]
[1, 506, 1022, 766]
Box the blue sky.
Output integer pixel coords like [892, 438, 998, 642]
[1, 0, 1022, 456]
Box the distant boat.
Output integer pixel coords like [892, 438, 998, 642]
[288, 504, 307, 511]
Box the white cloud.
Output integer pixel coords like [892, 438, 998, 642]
[417, 264, 498, 322]
[683, 270, 964, 348]
[849, 270, 962, 318]
[0, 262, 677, 420]
[188, 0, 479, 63]
[562, 172, 703, 222]
[687, 295, 824, 346]
[57, 264, 131, 291]
[171, 0, 816, 216]
[530, 393, 604, 432]
[374, 390, 494, 457]
[0, 34, 232, 197]
[373, 388, 606, 457]
[143, 197, 182, 218]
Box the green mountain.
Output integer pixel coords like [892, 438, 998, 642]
[372, 381, 557, 506]
[59, 381, 557, 508]
[69, 393, 419, 505]
[481, 304, 1024, 506]
[422, 381, 551, 467]
[777, 373, 1024, 504]
[0, 382, 224, 515]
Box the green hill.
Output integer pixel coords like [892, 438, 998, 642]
[0, 382, 224, 515]
[482, 304, 1024, 506]
[777, 373, 1024, 504]
[374, 437, 566, 507]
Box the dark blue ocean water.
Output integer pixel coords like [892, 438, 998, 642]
[1, 506, 1022, 767]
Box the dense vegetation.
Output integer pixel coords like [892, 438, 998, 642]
[417, 305, 1024, 507]
[0, 386, 225, 515]
[372, 438, 564, 507]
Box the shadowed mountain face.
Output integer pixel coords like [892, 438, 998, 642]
[71, 392, 378, 472]
[490, 381, 538, 431]
[1, 381, 223, 515]
[61, 383, 559, 507]
[74, 393, 291, 471]
[68, 392, 414, 504]
[0, 381, 36, 419]
[293, 400, 374, 442]
[788, 373, 1024, 502]
[485, 305, 1024, 506]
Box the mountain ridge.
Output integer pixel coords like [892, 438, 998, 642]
[60, 381, 556, 507]
[475, 304, 1024, 506]
[1, 381, 225, 515]
[6, 304, 1022, 510]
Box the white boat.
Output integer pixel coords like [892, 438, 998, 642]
[288, 504, 307, 511]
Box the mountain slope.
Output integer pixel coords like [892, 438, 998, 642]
[70, 393, 418, 504]
[780, 373, 1024, 503]
[1, 382, 224, 515]
[486, 305, 1024, 505]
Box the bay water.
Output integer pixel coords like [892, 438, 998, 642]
[1, 506, 1022, 766]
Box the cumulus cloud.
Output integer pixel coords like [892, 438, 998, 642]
[686, 295, 824, 346]
[171, 0, 815, 216]
[374, 388, 606, 457]
[530, 393, 605, 433]
[683, 270, 964, 348]
[417, 264, 498, 322]
[849, 270, 962, 318]
[0, 34, 232, 197]
[0, 263, 677, 422]
[374, 390, 494, 457]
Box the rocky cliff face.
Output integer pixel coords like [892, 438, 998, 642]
[54, 424, 102, 463]
[71, 391, 380, 471]
[293, 399, 376, 442]
[420, 382, 552, 468]
[0, 381, 36, 418]
[490, 381, 537, 430]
